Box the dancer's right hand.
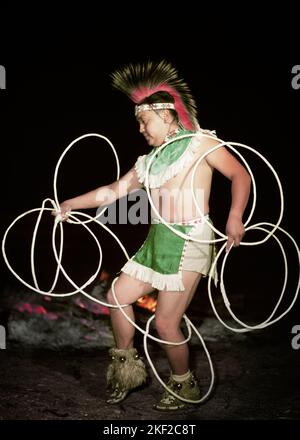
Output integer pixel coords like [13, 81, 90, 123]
[51, 201, 72, 222]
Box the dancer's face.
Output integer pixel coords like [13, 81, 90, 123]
[137, 110, 169, 147]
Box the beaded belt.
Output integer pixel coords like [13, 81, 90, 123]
[151, 215, 209, 226]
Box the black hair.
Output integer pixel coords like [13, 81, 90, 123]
[140, 91, 178, 121]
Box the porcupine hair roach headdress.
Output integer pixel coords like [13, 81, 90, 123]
[111, 60, 198, 130]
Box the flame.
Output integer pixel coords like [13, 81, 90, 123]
[137, 295, 157, 313]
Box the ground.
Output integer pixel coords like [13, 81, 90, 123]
[1, 321, 299, 423]
[1, 281, 300, 437]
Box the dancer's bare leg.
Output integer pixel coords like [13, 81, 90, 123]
[155, 271, 201, 375]
[106, 272, 154, 348]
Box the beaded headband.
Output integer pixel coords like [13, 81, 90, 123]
[134, 102, 176, 116]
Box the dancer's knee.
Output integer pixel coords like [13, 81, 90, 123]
[106, 287, 132, 308]
[155, 315, 179, 339]
[107, 288, 118, 306]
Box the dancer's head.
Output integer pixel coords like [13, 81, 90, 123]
[135, 91, 180, 146]
[111, 60, 199, 146]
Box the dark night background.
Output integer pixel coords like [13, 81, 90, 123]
[1, 21, 299, 309]
[0, 8, 300, 430]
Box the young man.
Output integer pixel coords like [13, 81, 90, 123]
[56, 61, 251, 410]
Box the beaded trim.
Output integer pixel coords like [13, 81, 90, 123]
[135, 102, 175, 116]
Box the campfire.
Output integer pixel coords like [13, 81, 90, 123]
[136, 294, 157, 313]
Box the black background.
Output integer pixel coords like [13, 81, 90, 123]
[1, 8, 299, 322]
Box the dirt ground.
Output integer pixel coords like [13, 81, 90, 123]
[1, 279, 300, 437]
[1, 323, 300, 423]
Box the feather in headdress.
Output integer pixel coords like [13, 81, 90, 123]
[111, 60, 198, 130]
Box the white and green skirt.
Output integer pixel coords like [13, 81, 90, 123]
[121, 218, 217, 292]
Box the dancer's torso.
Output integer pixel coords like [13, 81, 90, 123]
[151, 146, 213, 224]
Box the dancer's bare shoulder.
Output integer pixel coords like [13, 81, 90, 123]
[194, 131, 222, 158]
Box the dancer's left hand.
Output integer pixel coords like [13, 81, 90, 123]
[225, 215, 245, 253]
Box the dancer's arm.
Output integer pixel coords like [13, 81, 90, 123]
[204, 140, 251, 251]
[56, 167, 143, 216]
